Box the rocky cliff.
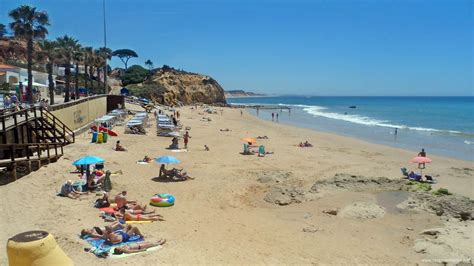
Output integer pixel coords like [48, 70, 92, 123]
[127, 66, 227, 106]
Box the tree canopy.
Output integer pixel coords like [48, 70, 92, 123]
[112, 48, 138, 69]
[9, 5, 49, 40]
[145, 59, 153, 70]
[121, 64, 148, 86]
[0, 24, 6, 37]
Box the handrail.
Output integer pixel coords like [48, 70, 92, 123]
[41, 108, 75, 142]
[0, 143, 64, 148]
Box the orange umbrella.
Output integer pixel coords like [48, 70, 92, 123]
[241, 137, 257, 144]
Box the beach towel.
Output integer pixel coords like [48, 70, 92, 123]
[125, 220, 153, 224]
[136, 161, 149, 164]
[83, 234, 143, 257]
[171, 149, 188, 153]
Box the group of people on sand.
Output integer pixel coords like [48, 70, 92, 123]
[298, 141, 313, 147]
[158, 164, 194, 181]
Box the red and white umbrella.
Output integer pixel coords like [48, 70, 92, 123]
[409, 156, 432, 176]
[409, 156, 432, 164]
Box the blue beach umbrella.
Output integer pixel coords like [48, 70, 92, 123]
[72, 156, 105, 166]
[155, 156, 180, 164]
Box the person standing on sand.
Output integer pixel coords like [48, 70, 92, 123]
[276, 113, 279, 122]
[241, 109, 243, 116]
[417, 148, 426, 169]
[272, 112, 274, 121]
[184, 131, 191, 149]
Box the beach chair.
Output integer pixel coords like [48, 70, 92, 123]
[258, 145, 266, 157]
[401, 167, 409, 178]
[242, 144, 253, 155]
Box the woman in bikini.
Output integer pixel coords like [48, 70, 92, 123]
[115, 208, 164, 221]
[113, 239, 166, 255]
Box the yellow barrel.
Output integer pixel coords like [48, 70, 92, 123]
[97, 132, 103, 144]
[7, 231, 73, 266]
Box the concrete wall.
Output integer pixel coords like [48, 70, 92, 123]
[51, 96, 107, 131]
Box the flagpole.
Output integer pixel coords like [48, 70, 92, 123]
[103, 0, 108, 94]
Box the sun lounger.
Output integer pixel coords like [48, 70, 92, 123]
[258, 145, 266, 157]
[401, 167, 409, 177]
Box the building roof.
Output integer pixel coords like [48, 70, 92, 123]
[0, 64, 19, 69]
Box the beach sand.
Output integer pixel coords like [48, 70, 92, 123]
[1, 104, 473, 265]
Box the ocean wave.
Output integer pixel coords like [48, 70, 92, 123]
[465, 140, 474, 145]
[302, 106, 467, 135]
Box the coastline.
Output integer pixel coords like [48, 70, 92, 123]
[0, 104, 472, 264]
[227, 97, 474, 161]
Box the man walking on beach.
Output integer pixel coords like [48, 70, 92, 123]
[276, 113, 279, 122]
[184, 131, 191, 149]
[272, 112, 274, 121]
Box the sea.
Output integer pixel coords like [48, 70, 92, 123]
[227, 96, 474, 161]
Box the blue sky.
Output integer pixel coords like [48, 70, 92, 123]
[0, 0, 472, 96]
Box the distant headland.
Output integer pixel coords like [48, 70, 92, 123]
[224, 90, 266, 98]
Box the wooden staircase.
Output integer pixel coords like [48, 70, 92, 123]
[0, 106, 75, 183]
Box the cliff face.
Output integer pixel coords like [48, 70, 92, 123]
[144, 68, 227, 106]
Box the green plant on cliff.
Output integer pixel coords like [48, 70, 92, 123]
[121, 65, 148, 86]
[127, 83, 165, 98]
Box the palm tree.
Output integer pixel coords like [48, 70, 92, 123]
[56, 35, 80, 102]
[38, 40, 58, 105]
[98, 47, 112, 93]
[8, 5, 49, 104]
[94, 49, 104, 92]
[73, 44, 83, 99]
[83, 46, 93, 92]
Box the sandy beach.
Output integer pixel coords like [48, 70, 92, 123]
[1, 104, 473, 265]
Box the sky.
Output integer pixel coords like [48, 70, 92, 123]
[0, 0, 472, 96]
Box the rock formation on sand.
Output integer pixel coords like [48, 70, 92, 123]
[123, 66, 226, 106]
[338, 202, 386, 219]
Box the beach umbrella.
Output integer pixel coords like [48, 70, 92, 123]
[409, 156, 432, 176]
[241, 137, 257, 144]
[72, 155, 105, 166]
[155, 156, 181, 164]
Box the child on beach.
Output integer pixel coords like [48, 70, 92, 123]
[184, 131, 191, 149]
[204, 145, 210, 151]
[115, 141, 126, 151]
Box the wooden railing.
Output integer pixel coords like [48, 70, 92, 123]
[0, 142, 65, 180]
[0, 105, 75, 144]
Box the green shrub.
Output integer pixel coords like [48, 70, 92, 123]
[433, 188, 452, 196]
[122, 65, 149, 86]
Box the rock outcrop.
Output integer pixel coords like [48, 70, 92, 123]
[128, 67, 226, 106]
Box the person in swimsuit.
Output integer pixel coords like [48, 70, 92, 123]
[115, 208, 165, 222]
[114, 191, 146, 211]
[113, 239, 166, 255]
[104, 225, 144, 244]
[80, 221, 126, 239]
